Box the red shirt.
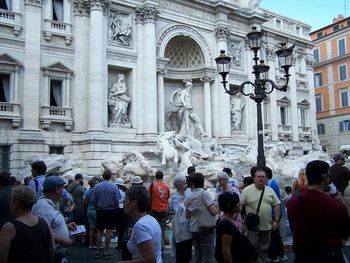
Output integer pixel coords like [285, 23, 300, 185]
[148, 181, 170, 212]
[286, 189, 350, 256]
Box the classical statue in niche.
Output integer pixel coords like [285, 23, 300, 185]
[109, 12, 132, 46]
[231, 93, 245, 132]
[170, 79, 207, 138]
[108, 74, 131, 127]
[229, 43, 242, 68]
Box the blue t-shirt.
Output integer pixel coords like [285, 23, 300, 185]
[91, 180, 119, 210]
[266, 179, 282, 217]
[29, 175, 45, 198]
[84, 188, 95, 211]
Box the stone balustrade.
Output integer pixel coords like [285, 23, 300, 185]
[43, 19, 72, 45]
[40, 106, 73, 130]
[0, 102, 21, 127]
[0, 9, 22, 36]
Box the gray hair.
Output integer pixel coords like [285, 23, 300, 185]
[173, 174, 186, 189]
[216, 171, 229, 181]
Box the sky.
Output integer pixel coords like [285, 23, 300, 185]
[260, 0, 349, 31]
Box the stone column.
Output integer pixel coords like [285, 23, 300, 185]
[73, 0, 90, 132]
[135, 5, 159, 135]
[243, 41, 257, 139]
[290, 57, 299, 142]
[22, 0, 42, 130]
[135, 13, 144, 132]
[266, 46, 279, 141]
[200, 76, 213, 137]
[87, 0, 110, 132]
[215, 26, 231, 138]
[157, 68, 166, 133]
[306, 56, 317, 132]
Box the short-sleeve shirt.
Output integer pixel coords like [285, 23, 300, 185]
[91, 180, 119, 210]
[67, 183, 85, 210]
[184, 188, 215, 232]
[29, 175, 45, 198]
[215, 219, 256, 263]
[84, 188, 95, 212]
[127, 215, 162, 263]
[148, 181, 170, 212]
[32, 196, 70, 254]
[287, 190, 350, 256]
[241, 184, 280, 231]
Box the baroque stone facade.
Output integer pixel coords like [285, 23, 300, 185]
[0, 0, 317, 176]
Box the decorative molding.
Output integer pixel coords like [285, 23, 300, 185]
[109, 10, 133, 47]
[215, 25, 231, 41]
[41, 62, 73, 74]
[25, 0, 42, 6]
[228, 41, 243, 68]
[106, 50, 137, 63]
[74, 0, 91, 16]
[135, 5, 160, 24]
[156, 25, 213, 65]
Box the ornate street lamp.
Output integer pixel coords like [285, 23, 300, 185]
[215, 26, 295, 167]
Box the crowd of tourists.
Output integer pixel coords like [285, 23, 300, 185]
[0, 153, 350, 263]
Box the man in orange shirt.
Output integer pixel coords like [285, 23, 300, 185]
[148, 170, 170, 246]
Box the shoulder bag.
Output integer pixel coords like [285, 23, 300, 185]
[197, 189, 217, 230]
[244, 186, 265, 229]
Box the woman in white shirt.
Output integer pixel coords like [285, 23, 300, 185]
[121, 185, 162, 263]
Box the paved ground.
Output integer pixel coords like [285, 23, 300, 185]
[67, 239, 350, 263]
[67, 228, 350, 263]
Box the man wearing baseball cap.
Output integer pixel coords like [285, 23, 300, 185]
[32, 175, 77, 263]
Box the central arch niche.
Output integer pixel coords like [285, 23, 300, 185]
[164, 36, 205, 68]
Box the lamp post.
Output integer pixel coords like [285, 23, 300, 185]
[215, 26, 295, 167]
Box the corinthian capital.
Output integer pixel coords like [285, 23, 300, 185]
[90, 0, 110, 14]
[200, 76, 214, 83]
[135, 5, 160, 24]
[215, 26, 231, 41]
[74, 0, 91, 16]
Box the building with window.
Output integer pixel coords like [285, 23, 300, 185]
[0, 0, 317, 175]
[311, 15, 350, 154]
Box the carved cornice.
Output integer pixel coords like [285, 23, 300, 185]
[215, 26, 231, 41]
[25, 0, 42, 6]
[90, 0, 110, 14]
[135, 5, 160, 24]
[74, 0, 91, 16]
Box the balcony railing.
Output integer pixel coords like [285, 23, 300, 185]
[0, 9, 22, 36]
[0, 102, 21, 127]
[43, 19, 72, 45]
[40, 105, 73, 130]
